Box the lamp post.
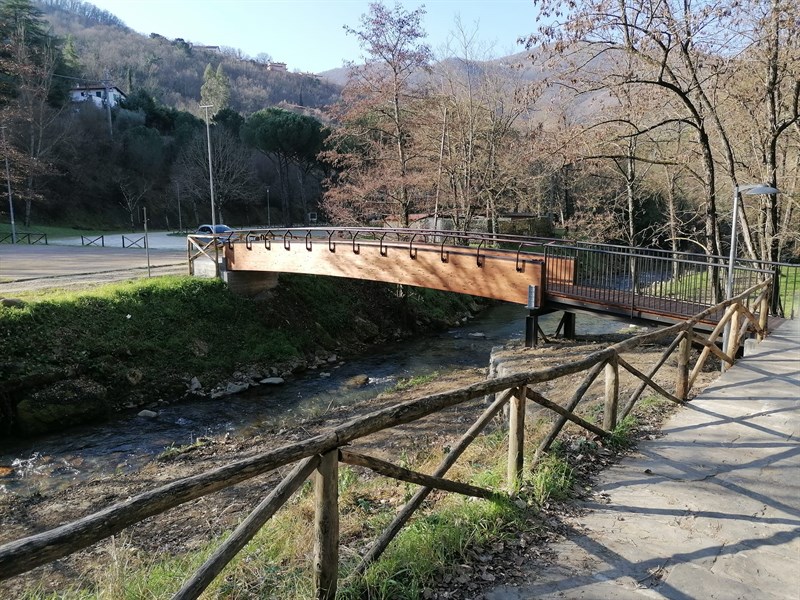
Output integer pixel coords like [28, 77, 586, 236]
[266, 186, 271, 227]
[1, 126, 16, 244]
[722, 183, 778, 363]
[199, 104, 216, 229]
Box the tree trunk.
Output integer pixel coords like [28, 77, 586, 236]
[625, 137, 636, 246]
[274, 154, 291, 227]
[24, 175, 33, 228]
[392, 74, 409, 227]
[296, 167, 308, 225]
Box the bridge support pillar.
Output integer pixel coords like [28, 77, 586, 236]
[193, 254, 279, 297]
[525, 311, 538, 348]
[562, 312, 576, 339]
[221, 270, 279, 297]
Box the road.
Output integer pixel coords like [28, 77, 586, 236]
[50, 231, 189, 250]
[0, 233, 188, 295]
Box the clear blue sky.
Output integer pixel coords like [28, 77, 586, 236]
[85, 0, 540, 73]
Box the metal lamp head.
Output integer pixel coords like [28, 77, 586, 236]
[741, 184, 779, 196]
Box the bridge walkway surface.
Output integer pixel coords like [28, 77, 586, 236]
[486, 317, 800, 600]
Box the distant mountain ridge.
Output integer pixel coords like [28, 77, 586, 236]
[36, 0, 343, 115]
[37, 0, 607, 123]
[318, 47, 611, 124]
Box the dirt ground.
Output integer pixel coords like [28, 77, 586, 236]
[0, 334, 720, 598]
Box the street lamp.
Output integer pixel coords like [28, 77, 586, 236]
[199, 104, 216, 229]
[726, 184, 779, 300]
[723, 183, 779, 360]
[1, 126, 16, 244]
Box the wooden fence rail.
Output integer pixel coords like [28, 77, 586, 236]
[0, 280, 772, 599]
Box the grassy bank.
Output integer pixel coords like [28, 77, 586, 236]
[0, 275, 480, 436]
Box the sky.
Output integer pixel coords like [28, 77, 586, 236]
[84, 0, 540, 73]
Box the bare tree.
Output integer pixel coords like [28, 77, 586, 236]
[720, 0, 800, 262]
[430, 19, 536, 235]
[527, 0, 799, 264]
[174, 126, 258, 224]
[1, 1, 72, 226]
[323, 1, 431, 226]
[117, 177, 148, 231]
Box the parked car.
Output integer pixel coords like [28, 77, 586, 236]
[194, 224, 233, 244]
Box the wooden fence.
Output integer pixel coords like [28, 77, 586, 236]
[0, 280, 772, 599]
[187, 235, 224, 277]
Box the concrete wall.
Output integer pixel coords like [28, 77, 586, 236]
[192, 254, 278, 297]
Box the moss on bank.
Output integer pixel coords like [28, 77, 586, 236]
[0, 275, 481, 436]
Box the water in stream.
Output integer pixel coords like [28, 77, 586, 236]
[0, 304, 631, 496]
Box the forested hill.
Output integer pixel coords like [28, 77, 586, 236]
[36, 0, 342, 114]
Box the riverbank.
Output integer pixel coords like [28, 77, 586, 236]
[0, 329, 721, 599]
[0, 275, 483, 437]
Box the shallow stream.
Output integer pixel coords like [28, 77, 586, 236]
[0, 304, 629, 496]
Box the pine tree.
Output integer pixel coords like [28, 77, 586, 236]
[200, 62, 230, 113]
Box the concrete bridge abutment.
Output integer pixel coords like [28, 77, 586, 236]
[192, 255, 279, 297]
[222, 270, 279, 297]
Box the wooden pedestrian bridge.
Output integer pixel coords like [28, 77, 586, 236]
[0, 228, 795, 599]
[187, 227, 795, 342]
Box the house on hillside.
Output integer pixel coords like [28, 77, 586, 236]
[267, 61, 287, 72]
[69, 85, 127, 109]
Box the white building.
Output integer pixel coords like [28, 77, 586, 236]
[69, 85, 127, 109]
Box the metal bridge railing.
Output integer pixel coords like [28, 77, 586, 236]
[540, 242, 774, 320]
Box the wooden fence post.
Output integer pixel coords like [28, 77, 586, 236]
[758, 293, 769, 341]
[723, 306, 741, 371]
[507, 386, 526, 492]
[603, 356, 619, 431]
[676, 332, 692, 400]
[352, 390, 515, 577]
[313, 450, 339, 600]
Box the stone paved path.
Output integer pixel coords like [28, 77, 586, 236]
[487, 318, 800, 599]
